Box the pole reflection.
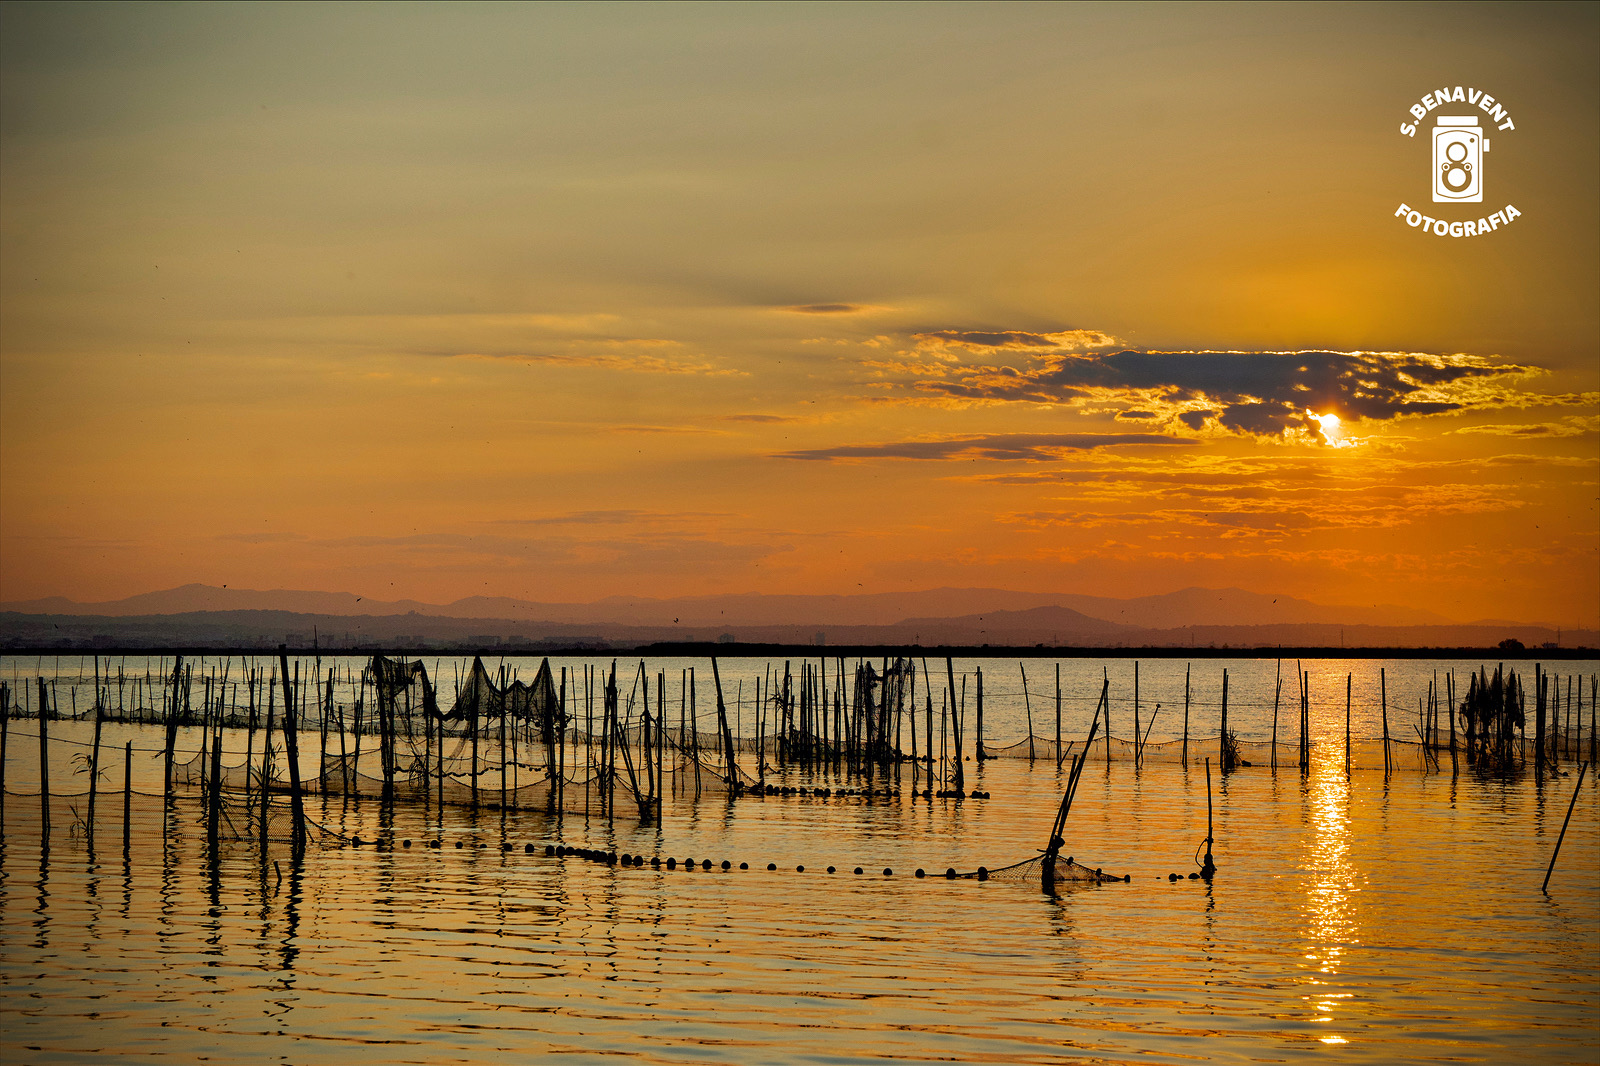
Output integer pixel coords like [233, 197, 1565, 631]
[1300, 743, 1359, 1045]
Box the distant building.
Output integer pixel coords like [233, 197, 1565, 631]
[812, 631, 827, 646]
[718, 633, 737, 644]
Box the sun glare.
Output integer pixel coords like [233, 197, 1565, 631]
[1308, 410, 1352, 447]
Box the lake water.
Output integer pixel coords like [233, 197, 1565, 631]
[1, 654, 1597, 1064]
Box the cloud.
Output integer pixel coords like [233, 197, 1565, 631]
[721, 413, 802, 423]
[773, 432, 1196, 462]
[784, 303, 872, 315]
[454, 339, 742, 376]
[1452, 416, 1598, 438]
[482, 510, 730, 527]
[914, 329, 1121, 352]
[886, 347, 1547, 441]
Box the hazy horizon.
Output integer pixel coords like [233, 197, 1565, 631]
[3, 4, 1596, 628]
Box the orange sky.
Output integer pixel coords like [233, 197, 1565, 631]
[2, 3, 1596, 625]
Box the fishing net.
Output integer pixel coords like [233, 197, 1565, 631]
[951, 852, 1129, 884]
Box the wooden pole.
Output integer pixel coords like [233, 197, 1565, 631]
[1054, 664, 1062, 770]
[1542, 761, 1589, 892]
[163, 656, 184, 798]
[1201, 758, 1216, 877]
[261, 669, 274, 857]
[1219, 669, 1230, 772]
[0, 682, 8, 833]
[1104, 667, 1113, 768]
[1020, 663, 1035, 763]
[88, 665, 105, 839]
[1381, 667, 1391, 773]
[37, 677, 51, 840]
[945, 658, 963, 791]
[710, 657, 739, 791]
[1133, 661, 1141, 770]
[1182, 663, 1190, 770]
[1271, 660, 1281, 770]
[1339, 673, 1349, 768]
[278, 650, 306, 848]
[974, 666, 985, 762]
[122, 741, 132, 854]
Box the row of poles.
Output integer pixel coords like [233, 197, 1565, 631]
[2, 655, 1596, 849]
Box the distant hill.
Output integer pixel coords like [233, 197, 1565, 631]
[0, 582, 1484, 629]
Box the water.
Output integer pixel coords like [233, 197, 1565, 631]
[2, 655, 1597, 1064]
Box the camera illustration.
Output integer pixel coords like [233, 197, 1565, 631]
[1432, 116, 1488, 203]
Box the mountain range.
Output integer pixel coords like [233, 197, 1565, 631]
[1, 584, 1592, 650]
[0, 583, 1469, 628]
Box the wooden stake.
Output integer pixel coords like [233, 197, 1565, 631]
[1182, 664, 1190, 770]
[88, 665, 105, 840]
[1219, 668, 1230, 772]
[1133, 661, 1141, 770]
[37, 677, 50, 840]
[1054, 664, 1062, 770]
[278, 649, 306, 849]
[1542, 761, 1589, 892]
[1020, 663, 1035, 763]
[1381, 667, 1391, 773]
[1271, 660, 1281, 770]
[122, 741, 132, 854]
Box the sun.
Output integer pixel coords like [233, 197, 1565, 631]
[1307, 410, 1352, 447]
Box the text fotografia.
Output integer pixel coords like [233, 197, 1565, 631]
[1394, 203, 1521, 238]
[1392, 85, 1520, 236]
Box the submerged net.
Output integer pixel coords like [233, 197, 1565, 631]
[953, 851, 1129, 885]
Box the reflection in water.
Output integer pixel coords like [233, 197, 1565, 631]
[0, 748, 1594, 1064]
[1301, 744, 1358, 1046]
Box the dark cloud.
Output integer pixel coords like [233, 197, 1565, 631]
[722, 413, 802, 423]
[774, 432, 1196, 462]
[786, 303, 865, 314]
[920, 330, 1062, 348]
[913, 349, 1535, 439]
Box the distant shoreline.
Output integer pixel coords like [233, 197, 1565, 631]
[0, 642, 1593, 660]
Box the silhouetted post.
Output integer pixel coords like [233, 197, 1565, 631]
[1292, 669, 1305, 768]
[1346, 673, 1353, 769]
[945, 658, 964, 792]
[1271, 660, 1281, 770]
[88, 659, 105, 838]
[163, 656, 184, 797]
[711, 657, 739, 791]
[1381, 668, 1391, 773]
[1535, 664, 1546, 770]
[1447, 671, 1458, 773]
[1543, 761, 1589, 892]
[261, 673, 275, 856]
[1219, 669, 1230, 772]
[122, 741, 132, 854]
[0, 682, 8, 832]
[278, 649, 306, 848]
[975, 666, 985, 762]
[1054, 664, 1062, 769]
[1103, 667, 1113, 768]
[1182, 664, 1190, 769]
[1201, 758, 1216, 878]
[207, 693, 223, 851]
[1132, 662, 1141, 770]
[1020, 663, 1035, 763]
[321, 670, 333, 789]
[37, 677, 51, 839]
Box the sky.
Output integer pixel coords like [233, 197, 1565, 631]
[1, 2, 1596, 625]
